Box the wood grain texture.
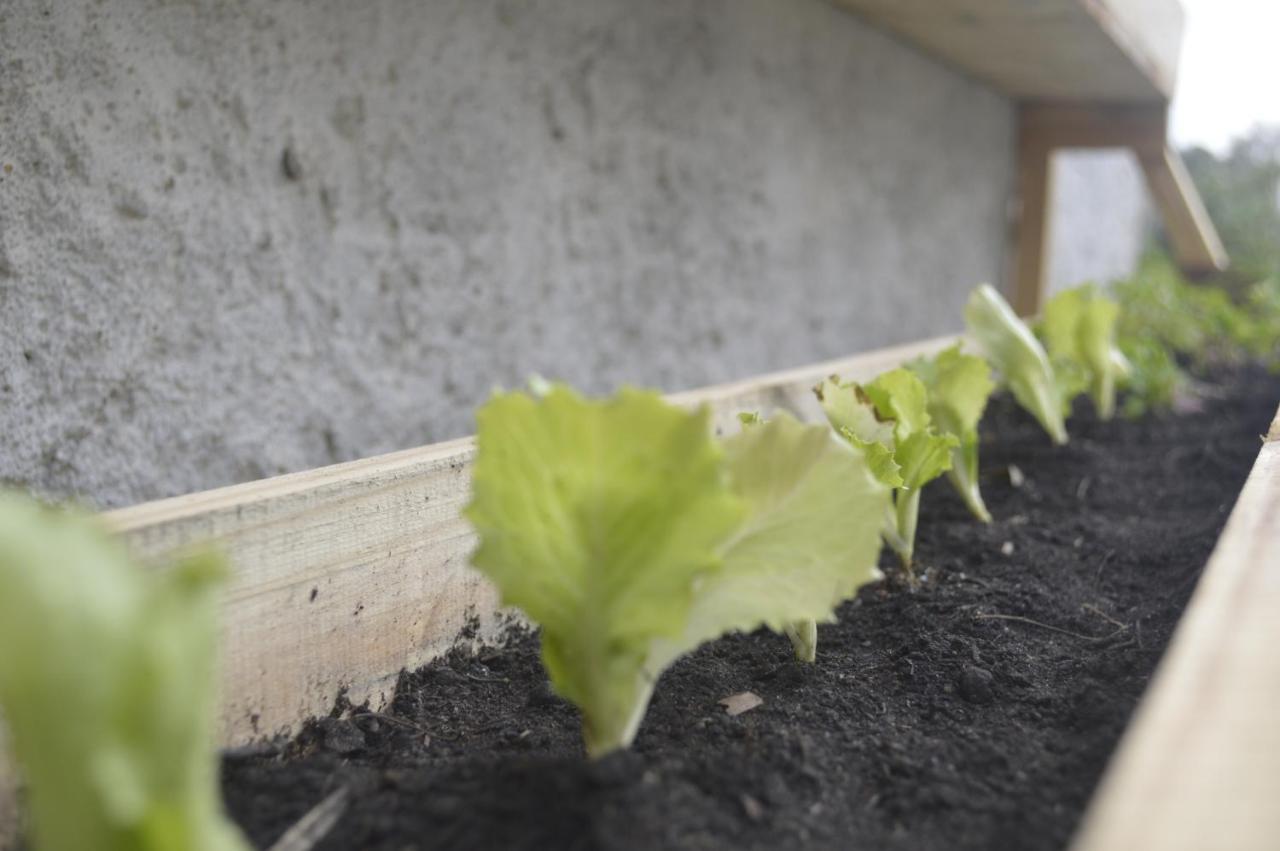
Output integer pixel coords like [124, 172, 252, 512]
[1072, 407, 1280, 851]
[831, 0, 1182, 101]
[107, 436, 488, 747]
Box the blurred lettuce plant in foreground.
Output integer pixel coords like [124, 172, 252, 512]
[0, 493, 248, 851]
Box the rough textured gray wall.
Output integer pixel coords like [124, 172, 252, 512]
[0, 0, 1017, 509]
[1048, 150, 1153, 295]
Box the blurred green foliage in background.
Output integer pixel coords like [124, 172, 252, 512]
[1107, 125, 1280, 416]
[1180, 125, 1280, 297]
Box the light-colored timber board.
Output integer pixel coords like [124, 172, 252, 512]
[1072, 404, 1280, 851]
[832, 0, 1183, 102]
[1010, 102, 1227, 315]
[105, 333, 958, 749]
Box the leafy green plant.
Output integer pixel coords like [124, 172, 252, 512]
[964, 284, 1068, 444]
[0, 493, 249, 851]
[1110, 253, 1280, 416]
[464, 386, 888, 756]
[814, 368, 957, 581]
[1114, 333, 1184, 419]
[906, 345, 997, 523]
[728, 410, 884, 664]
[1039, 285, 1129, 420]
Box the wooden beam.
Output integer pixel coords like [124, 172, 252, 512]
[1136, 144, 1229, 276]
[832, 0, 1183, 102]
[1017, 103, 1225, 275]
[1073, 408, 1280, 851]
[1019, 101, 1168, 150]
[1010, 127, 1054, 317]
[1080, 0, 1186, 98]
[1012, 101, 1228, 311]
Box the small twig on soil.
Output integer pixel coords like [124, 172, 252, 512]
[267, 786, 349, 851]
[1076, 476, 1092, 501]
[1081, 603, 1127, 630]
[972, 612, 1128, 642]
[466, 673, 510, 684]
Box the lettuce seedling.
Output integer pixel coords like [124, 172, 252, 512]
[815, 368, 958, 581]
[907, 345, 997, 523]
[465, 386, 888, 756]
[705, 409, 886, 664]
[0, 493, 249, 851]
[964, 284, 1068, 445]
[1040, 285, 1129, 420]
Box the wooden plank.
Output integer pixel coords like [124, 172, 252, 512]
[107, 333, 958, 749]
[1082, 0, 1186, 97]
[1011, 127, 1054, 317]
[831, 0, 1183, 102]
[108, 436, 489, 747]
[1073, 408, 1280, 851]
[667, 335, 961, 434]
[1019, 101, 1168, 151]
[1012, 102, 1227, 301]
[1137, 144, 1229, 276]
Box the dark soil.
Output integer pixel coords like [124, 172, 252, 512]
[222, 367, 1279, 851]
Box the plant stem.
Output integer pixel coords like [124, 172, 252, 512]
[893, 487, 921, 583]
[784, 620, 817, 663]
[581, 668, 655, 759]
[948, 463, 992, 524]
[1094, 370, 1116, 420]
[881, 502, 909, 560]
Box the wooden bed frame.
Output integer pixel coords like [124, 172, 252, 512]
[2, 333, 1276, 849]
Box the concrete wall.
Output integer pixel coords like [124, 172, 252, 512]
[0, 0, 1136, 511]
[1048, 151, 1153, 295]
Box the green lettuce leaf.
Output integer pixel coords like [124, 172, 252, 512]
[649, 413, 889, 666]
[467, 389, 892, 750]
[813, 377, 896, 446]
[1041, 285, 1125, 420]
[465, 386, 745, 758]
[815, 370, 957, 577]
[964, 284, 1068, 444]
[908, 345, 997, 522]
[0, 493, 249, 851]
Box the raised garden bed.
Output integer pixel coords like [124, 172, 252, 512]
[216, 363, 1278, 850]
[2, 336, 1278, 850]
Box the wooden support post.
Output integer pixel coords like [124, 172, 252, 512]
[1009, 101, 1227, 315]
[1135, 144, 1228, 276]
[1011, 130, 1055, 318]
